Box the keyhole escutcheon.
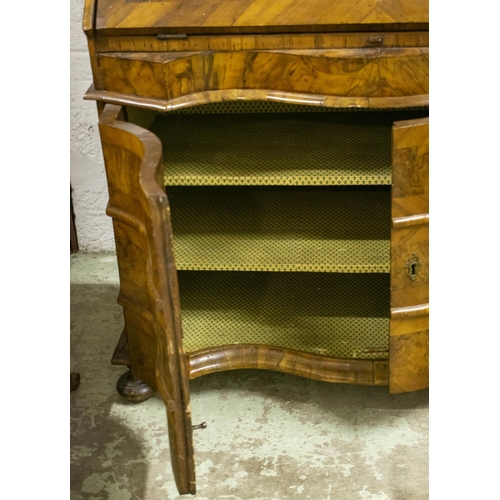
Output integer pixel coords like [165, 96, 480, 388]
[406, 253, 421, 281]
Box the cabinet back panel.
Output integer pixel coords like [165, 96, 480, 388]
[167, 185, 391, 273]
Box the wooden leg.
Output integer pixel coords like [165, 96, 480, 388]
[116, 369, 155, 402]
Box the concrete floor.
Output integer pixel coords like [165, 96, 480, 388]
[70, 252, 428, 500]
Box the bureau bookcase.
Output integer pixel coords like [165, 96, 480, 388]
[83, 0, 429, 494]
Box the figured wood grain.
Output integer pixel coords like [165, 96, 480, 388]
[99, 105, 195, 495]
[391, 223, 429, 308]
[85, 85, 429, 111]
[82, 0, 96, 34]
[82, 0, 104, 89]
[188, 345, 388, 386]
[390, 315, 428, 338]
[95, 0, 428, 35]
[389, 326, 429, 394]
[389, 117, 429, 394]
[391, 117, 429, 309]
[392, 213, 429, 229]
[95, 31, 429, 53]
[392, 117, 429, 202]
[391, 303, 429, 319]
[379, 48, 429, 97]
[97, 48, 428, 101]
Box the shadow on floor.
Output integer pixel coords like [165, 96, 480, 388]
[71, 272, 428, 500]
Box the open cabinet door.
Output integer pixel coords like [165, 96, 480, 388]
[98, 105, 196, 494]
[389, 117, 429, 394]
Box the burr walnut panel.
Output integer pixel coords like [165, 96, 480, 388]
[389, 326, 429, 394]
[98, 48, 428, 101]
[390, 223, 429, 308]
[389, 117, 429, 394]
[390, 117, 429, 309]
[98, 105, 195, 495]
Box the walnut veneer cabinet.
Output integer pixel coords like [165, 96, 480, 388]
[83, 0, 429, 494]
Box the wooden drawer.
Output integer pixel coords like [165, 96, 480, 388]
[98, 47, 428, 103]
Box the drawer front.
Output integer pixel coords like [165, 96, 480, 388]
[98, 47, 428, 102]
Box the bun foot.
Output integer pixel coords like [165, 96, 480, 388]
[116, 370, 155, 402]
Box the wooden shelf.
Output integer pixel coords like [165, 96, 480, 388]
[149, 108, 397, 186]
[168, 185, 391, 273]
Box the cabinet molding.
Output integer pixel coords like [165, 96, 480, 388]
[188, 345, 388, 385]
[85, 86, 429, 111]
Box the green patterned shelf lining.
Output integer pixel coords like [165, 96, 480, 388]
[167, 186, 391, 273]
[178, 271, 390, 359]
[157, 112, 390, 186]
[126, 101, 428, 118]
[127, 104, 428, 187]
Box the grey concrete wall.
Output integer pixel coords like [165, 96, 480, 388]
[70, 0, 115, 251]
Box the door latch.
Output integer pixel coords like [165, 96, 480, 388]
[192, 422, 207, 430]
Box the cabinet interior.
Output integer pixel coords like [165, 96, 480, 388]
[166, 185, 391, 273]
[126, 102, 428, 360]
[178, 271, 390, 359]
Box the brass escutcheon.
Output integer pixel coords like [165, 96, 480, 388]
[406, 253, 421, 281]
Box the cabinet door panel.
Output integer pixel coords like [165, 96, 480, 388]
[390, 117, 429, 394]
[391, 224, 429, 308]
[99, 105, 196, 495]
